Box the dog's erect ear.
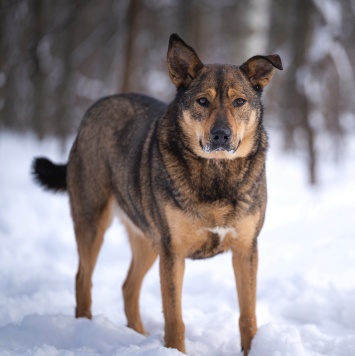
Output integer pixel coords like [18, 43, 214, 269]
[240, 54, 283, 91]
[167, 33, 204, 88]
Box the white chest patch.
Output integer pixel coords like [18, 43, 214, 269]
[205, 226, 237, 242]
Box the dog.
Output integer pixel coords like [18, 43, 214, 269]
[32, 33, 282, 355]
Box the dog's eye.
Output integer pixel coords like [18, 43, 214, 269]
[196, 97, 209, 107]
[253, 84, 262, 92]
[233, 98, 246, 107]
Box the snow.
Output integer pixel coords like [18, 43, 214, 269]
[0, 131, 355, 355]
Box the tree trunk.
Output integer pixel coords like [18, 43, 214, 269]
[121, 0, 140, 93]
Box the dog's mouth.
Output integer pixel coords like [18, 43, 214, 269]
[199, 140, 241, 155]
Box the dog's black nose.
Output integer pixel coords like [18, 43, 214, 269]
[211, 126, 231, 146]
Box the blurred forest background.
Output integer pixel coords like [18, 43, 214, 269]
[1, 0, 355, 184]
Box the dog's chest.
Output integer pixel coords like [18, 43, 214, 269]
[186, 225, 237, 260]
[205, 226, 237, 242]
[166, 202, 260, 259]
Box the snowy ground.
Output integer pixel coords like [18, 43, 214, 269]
[0, 131, 354, 356]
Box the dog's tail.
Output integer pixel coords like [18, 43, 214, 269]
[32, 157, 67, 192]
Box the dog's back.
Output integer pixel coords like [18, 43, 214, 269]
[34, 93, 166, 231]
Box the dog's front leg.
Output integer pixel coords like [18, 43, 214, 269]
[159, 248, 186, 353]
[232, 245, 258, 355]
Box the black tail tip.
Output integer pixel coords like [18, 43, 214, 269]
[32, 157, 67, 192]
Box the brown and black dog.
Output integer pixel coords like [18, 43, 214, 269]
[32, 34, 282, 355]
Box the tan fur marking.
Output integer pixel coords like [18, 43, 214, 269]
[247, 110, 257, 130]
[227, 88, 247, 100]
[232, 211, 261, 251]
[160, 253, 186, 352]
[234, 110, 258, 158]
[233, 249, 258, 355]
[122, 223, 157, 335]
[231, 212, 261, 355]
[165, 204, 260, 257]
[181, 110, 205, 155]
[206, 88, 216, 100]
[165, 203, 208, 257]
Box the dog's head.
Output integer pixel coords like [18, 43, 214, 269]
[167, 34, 282, 160]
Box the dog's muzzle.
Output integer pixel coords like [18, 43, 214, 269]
[202, 125, 237, 154]
[211, 126, 231, 149]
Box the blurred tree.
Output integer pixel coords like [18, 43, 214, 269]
[28, 0, 46, 139]
[271, 0, 318, 184]
[268, 0, 355, 184]
[121, 0, 140, 93]
[1, 0, 354, 184]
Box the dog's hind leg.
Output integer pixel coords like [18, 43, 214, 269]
[122, 224, 157, 335]
[73, 197, 113, 319]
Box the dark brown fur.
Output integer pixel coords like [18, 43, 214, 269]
[32, 33, 282, 355]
